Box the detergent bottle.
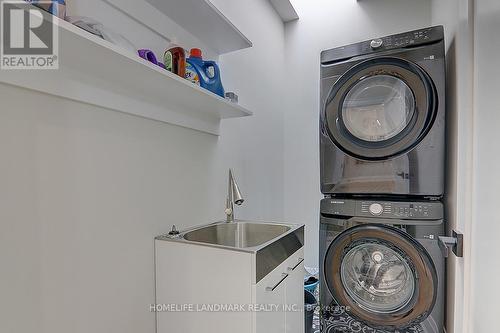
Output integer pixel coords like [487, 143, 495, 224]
[185, 48, 225, 97]
[164, 45, 186, 78]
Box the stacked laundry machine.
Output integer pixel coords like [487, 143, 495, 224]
[319, 26, 447, 333]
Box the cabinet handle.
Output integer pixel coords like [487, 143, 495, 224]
[266, 273, 289, 292]
[288, 258, 304, 272]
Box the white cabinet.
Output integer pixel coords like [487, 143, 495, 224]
[255, 268, 287, 333]
[285, 259, 305, 333]
[155, 228, 304, 333]
[255, 251, 304, 333]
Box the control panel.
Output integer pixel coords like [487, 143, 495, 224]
[360, 201, 434, 219]
[320, 198, 443, 220]
[368, 28, 434, 50]
[321, 25, 444, 65]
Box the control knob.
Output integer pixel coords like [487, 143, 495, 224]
[369, 203, 384, 216]
[370, 39, 383, 49]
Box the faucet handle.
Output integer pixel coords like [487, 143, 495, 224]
[168, 225, 180, 236]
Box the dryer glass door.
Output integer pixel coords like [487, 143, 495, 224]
[324, 57, 437, 160]
[324, 224, 437, 330]
[342, 75, 416, 142]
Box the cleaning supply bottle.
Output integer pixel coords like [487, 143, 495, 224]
[185, 48, 225, 97]
[164, 45, 186, 78]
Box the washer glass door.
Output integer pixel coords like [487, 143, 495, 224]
[324, 224, 437, 330]
[341, 242, 415, 313]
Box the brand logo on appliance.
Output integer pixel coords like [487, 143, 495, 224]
[330, 201, 345, 204]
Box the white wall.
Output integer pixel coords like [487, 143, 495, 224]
[283, 0, 432, 267]
[213, 0, 287, 222]
[432, 1, 500, 332]
[470, 0, 500, 331]
[431, 1, 474, 332]
[0, 1, 286, 332]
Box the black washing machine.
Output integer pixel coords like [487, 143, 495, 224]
[319, 198, 445, 333]
[320, 26, 446, 197]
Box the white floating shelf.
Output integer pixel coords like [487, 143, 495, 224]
[0, 13, 253, 135]
[105, 0, 252, 56]
[269, 0, 299, 23]
[145, 0, 252, 54]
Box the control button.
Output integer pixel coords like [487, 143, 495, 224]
[370, 39, 383, 49]
[369, 203, 384, 215]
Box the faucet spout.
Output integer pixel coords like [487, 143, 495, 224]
[225, 169, 244, 223]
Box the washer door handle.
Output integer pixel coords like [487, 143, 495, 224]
[438, 230, 463, 258]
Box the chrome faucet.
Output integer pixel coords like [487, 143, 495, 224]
[224, 169, 244, 223]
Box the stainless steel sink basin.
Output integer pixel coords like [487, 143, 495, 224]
[183, 222, 291, 248]
[157, 220, 304, 282]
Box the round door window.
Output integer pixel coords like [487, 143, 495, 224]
[324, 224, 437, 330]
[342, 75, 416, 142]
[341, 243, 415, 314]
[324, 57, 437, 160]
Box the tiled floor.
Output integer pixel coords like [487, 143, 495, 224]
[313, 287, 424, 333]
[320, 312, 424, 333]
[313, 312, 320, 333]
[311, 287, 320, 333]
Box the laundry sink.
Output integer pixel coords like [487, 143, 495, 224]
[183, 222, 291, 248]
[155, 220, 305, 333]
[156, 220, 304, 283]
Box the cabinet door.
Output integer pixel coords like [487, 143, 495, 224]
[256, 272, 287, 333]
[285, 257, 305, 333]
